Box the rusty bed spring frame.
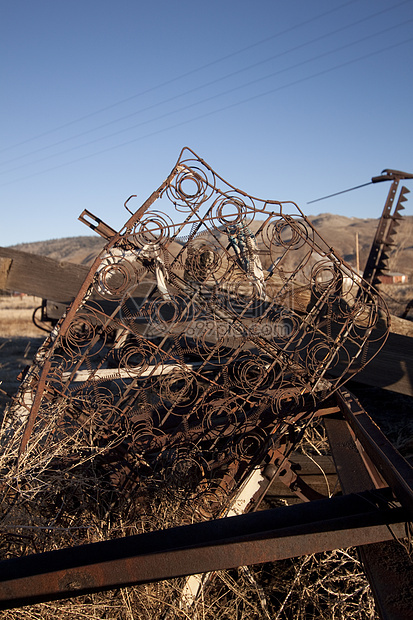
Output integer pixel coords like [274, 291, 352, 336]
[0, 149, 412, 615]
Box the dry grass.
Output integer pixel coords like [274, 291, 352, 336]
[379, 283, 413, 317]
[1, 292, 411, 619]
[0, 296, 45, 338]
[0, 405, 382, 619]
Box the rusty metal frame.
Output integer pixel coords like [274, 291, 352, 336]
[336, 388, 413, 521]
[362, 169, 412, 288]
[0, 485, 407, 610]
[8, 148, 390, 483]
[0, 389, 412, 611]
[326, 391, 413, 620]
[1, 150, 410, 617]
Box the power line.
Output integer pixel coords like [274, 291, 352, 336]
[0, 0, 407, 170]
[1, 35, 411, 189]
[1, 16, 412, 179]
[307, 182, 373, 204]
[0, 0, 361, 155]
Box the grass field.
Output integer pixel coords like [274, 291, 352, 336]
[0, 295, 46, 337]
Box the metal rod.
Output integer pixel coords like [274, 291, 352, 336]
[0, 489, 406, 610]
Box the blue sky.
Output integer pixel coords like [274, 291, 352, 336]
[1, 0, 412, 246]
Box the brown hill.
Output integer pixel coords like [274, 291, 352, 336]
[307, 213, 413, 276]
[11, 236, 106, 266]
[9, 214, 413, 276]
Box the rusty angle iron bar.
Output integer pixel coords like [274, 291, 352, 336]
[0, 488, 407, 610]
[326, 408, 413, 620]
[337, 388, 413, 521]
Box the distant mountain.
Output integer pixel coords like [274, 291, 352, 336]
[9, 214, 413, 276]
[306, 213, 413, 276]
[10, 236, 106, 266]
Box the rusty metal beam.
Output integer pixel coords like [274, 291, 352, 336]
[362, 170, 411, 288]
[0, 489, 407, 610]
[326, 396, 413, 620]
[337, 388, 413, 520]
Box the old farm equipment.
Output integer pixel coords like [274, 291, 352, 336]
[0, 149, 412, 618]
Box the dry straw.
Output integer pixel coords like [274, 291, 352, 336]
[0, 408, 380, 619]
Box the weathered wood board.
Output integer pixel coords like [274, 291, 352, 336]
[0, 247, 87, 302]
[350, 330, 413, 397]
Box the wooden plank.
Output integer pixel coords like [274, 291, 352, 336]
[327, 314, 413, 397]
[349, 330, 413, 397]
[288, 453, 337, 475]
[266, 453, 339, 499]
[266, 475, 339, 499]
[0, 257, 13, 290]
[0, 247, 88, 303]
